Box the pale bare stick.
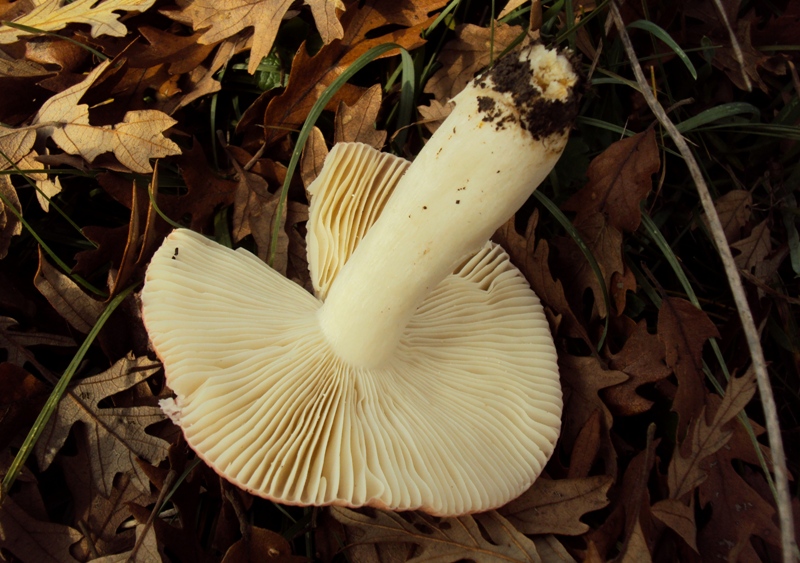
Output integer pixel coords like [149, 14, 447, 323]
[609, 3, 795, 561]
[711, 0, 752, 92]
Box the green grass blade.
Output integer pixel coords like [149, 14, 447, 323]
[534, 190, 610, 351]
[0, 283, 136, 500]
[675, 102, 760, 133]
[1, 21, 108, 61]
[627, 20, 697, 80]
[268, 43, 415, 267]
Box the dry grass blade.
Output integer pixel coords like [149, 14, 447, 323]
[609, 3, 796, 560]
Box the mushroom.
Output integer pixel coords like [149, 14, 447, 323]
[142, 44, 580, 516]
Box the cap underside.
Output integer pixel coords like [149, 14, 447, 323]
[142, 142, 562, 516]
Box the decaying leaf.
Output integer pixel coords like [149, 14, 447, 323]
[332, 507, 542, 562]
[417, 99, 453, 133]
[0, 0, 156, 44]
[500, 475, 613, 536]
[34, 354, 170, 495]
[0, 497, 82, 563]
[651, 498, 698, 552]
[33, 59, 181, 173]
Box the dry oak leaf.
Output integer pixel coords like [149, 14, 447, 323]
[168, 0, 344, 74]
[33, 59, 180, 173]
[697, 415, 781, 561]
[0, 497, 82, 562]
[500, 475, 613, 536]
[667, 369, 757, 502]
[0, 362, 49, 451]
[424, 23, 523, 101]
[334, 83, 386, 148]
[0, 0, 155, 44]
[657, 297, 719, 435]
[260, 0, 448, 146]
[61, 433, 157, 559]
[332, 506, 544, 562]
[34, 354, 170, 495]
[650, 498, 698, 553]
[604, 319, 672, 416]
[563, 129, 659, 233]
[0, 125, 36, 162]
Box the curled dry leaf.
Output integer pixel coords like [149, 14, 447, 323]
[33, 60, 181, 173]
[221, 527, 306, 563]
[34, 354, 170, 495]
[731, 218, 771, 271]
[703, 188, 752, 243]
[0, 0, 156, 44]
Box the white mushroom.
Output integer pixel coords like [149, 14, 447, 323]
[142, 44, 580, 516]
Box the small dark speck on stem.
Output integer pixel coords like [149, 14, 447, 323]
[423, 206, 428, 210]
[456, 200, 461, 204]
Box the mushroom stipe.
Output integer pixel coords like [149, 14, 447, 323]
[142, 44, 580, 516]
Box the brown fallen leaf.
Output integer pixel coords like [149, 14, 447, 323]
[301, 125, 329, 188]
[334, 83, 386, 148]
[61, 431, 157, 559]
[731, 218, 771, 271]
[0, 316, 75, 368]
[0, 0, 156, 44]
[260, 0, 447, 146]
[221, 527, 306, 563]
[0, 175, 22, 259]
[417, 99, 454, 133]
[563, 129, 659, 233]
[33, 59, 181, 173]
[14, 151, 62, 212]
[167, 0, 343, 74]
[0, 362, 49, 450]
[0, 124, 35, 163]
[0, 497, 82, 563]
[604, 319, 672, 416]
[493, 211, 591, 344]
[500, 475, 613, 536]
[424, 23, 523, 101]
[34, 247, 105, 333]
[559, 354, 626, 477]
[703, 189, 752, 243]
[34, 354, 170, 495]
[332, 507, 542, 562]
[651, 498, 698, 552]
[667, 369, 757, 502]
[657, 297, 719, 434]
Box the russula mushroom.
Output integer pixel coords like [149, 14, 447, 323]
[142, 44, 580, 516]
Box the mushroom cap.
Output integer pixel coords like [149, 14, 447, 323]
[142, 226, 560, 515]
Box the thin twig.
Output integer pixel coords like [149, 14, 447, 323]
[710, 0, 752, 92]
[609, 3, 796, 561]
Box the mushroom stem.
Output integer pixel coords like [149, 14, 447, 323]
[318, 45, 579, 368]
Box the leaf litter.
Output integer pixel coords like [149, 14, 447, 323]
[0, 0, 797, 561]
